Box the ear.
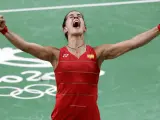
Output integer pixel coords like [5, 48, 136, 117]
[84, 26, 87, 32]
[63, 27, 68, 33]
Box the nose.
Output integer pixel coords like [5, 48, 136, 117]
[73, 15, 78, 19]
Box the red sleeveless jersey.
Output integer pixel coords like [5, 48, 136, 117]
[51, 45, 101, 120]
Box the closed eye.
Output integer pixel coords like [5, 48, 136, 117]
[68, 13, 82, 19]
[77, 14, 82, 18]
[69, 15, 74, 18]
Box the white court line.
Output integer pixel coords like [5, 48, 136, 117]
[0, 0, 160, 13]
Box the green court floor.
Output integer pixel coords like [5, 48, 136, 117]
[0, 0, 160, 120]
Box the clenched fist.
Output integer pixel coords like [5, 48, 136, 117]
[0, 15, 8, 35]
[0, 15, 6, 31]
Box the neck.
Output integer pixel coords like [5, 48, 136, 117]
[67, 34, 85, 48]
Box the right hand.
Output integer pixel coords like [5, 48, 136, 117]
[0, 15, 6, 31]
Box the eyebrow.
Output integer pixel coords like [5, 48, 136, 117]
[68, 14, 74, 16]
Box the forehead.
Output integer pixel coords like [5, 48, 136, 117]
[67, 11, 82, 16]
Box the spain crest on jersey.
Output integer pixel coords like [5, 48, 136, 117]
[87, 54, 95, 59]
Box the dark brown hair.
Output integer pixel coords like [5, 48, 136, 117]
[62, 10, 86, 39]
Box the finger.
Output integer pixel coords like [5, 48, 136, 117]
[0, 19, 5, 23]
[0, 19, 6, 27]
[0, 15, 3, 19]
[0, 24, 6, 30]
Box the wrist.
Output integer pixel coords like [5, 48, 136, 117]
[157, 24, 160, 32]
[0, 26, 8, 35]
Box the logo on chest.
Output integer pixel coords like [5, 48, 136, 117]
[62, 54, 69, 58]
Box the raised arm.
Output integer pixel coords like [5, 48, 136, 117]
[0, 15, 59, 62]
[96, 25, 160, 60]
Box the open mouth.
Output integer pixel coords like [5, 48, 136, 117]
[72, 19, 80, 28]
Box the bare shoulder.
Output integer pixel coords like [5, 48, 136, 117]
[93, 44, 112, 58]
[45, 46, 60, 58]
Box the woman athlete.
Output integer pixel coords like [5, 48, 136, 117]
[0, 10, 160, 120]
